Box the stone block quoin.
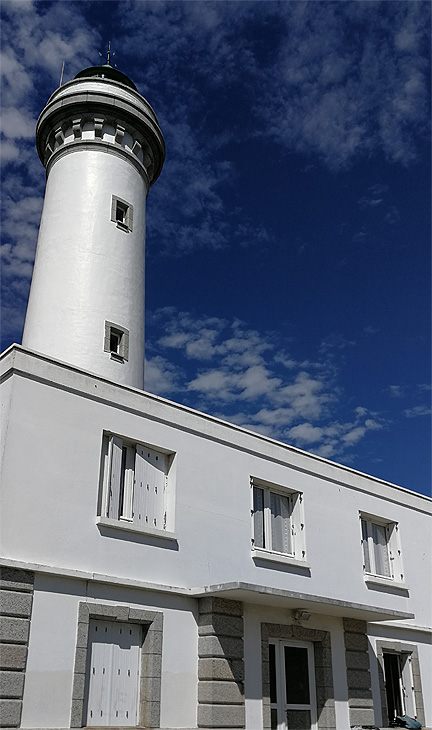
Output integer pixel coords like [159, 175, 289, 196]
[343, 618, 374, 727]
[198, 597, 245, 729]
[0, 566, 34, 729]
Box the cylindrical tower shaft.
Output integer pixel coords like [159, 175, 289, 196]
[22, 65, 165, 389]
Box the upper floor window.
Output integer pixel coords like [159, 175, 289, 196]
[251, 477, 306, 565]
[360, 514, 404, 583]
[104, 321, 129, 361]
[98, 433, 175, 538]
[111, 195, 133, 232]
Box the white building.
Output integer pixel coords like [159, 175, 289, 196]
[0, 63, 431, 730]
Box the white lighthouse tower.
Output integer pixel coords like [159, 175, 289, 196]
[22, 61, 165, 388]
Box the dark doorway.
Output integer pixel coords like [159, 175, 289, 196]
[383, 652, 404, 720]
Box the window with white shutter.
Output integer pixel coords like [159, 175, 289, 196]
[360, 514, 404, 583]
[100, 433, 174, 537]
[251, 478, 306, 564]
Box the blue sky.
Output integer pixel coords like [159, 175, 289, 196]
[1, 1, 430, 495]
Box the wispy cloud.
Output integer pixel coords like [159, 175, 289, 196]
[386, 384, 431, 419]
[256, 2, 430, 168]
[404, 405, 431, 418]
[145, 307, 385, 460]
[1, 1, 430, 349]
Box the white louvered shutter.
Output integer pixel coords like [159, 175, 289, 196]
[373, 522, 391, 577]
[253, 487, 265, 548]
[361, 519, 371, 572]
[270, 492, 292, 554]
[133, 445, 167, 529]
[107, 436, 123, 519]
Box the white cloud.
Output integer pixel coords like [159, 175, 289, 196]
[404, 405, 431, 418]
[256, 3, 430, 168]
[147, 308, 385, 459]
[144, 355, 180, 396]
[0, 108, 36, 139]
[389, 385, 404, 398]
[288, 423, 324, 445]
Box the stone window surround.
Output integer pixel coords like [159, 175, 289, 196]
[104, 321, 129, 362]
[111, 194, 134, 233]
[261, 622, 336, 730]
[71, 602, 163, 728]
[375, 640, 425, 728]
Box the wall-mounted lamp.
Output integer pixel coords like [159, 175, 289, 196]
[294, 610, 311, 621]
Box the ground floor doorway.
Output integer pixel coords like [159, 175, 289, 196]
[269, 640, 317, 730]
[383, 651, 416, 723]
[85, 619, 141, 727]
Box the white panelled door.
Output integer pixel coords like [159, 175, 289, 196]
[86, 620, 141, 727]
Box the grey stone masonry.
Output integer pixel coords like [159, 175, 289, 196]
[198, 597, 245, 729]
[261, 622, 336, 730]
[0, 566, 34, 729]
[343, 618, 374, 727]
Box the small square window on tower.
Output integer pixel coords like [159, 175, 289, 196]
[111, 195, 133, 232]
[104, 321, 129, 361]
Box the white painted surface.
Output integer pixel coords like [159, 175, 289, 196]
[20, 574, 83, 729]
[50, 77, 160, 124]
[368, 624, 432, 727]
[1, 353, 430, 621]
[243, 606, 352, 730]
[20, 573, 198, 729]
[22, 150, 147, 387]
[1, 349, 431, 728]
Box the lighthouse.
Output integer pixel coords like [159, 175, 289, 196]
[22, 61, 165, 388]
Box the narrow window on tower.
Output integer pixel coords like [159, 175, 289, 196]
[104, 322, 129, 362]
[111, 195, 133, 232]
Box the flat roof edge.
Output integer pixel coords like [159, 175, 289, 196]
[191, 582, 415, 622]
[1, 344, 431, 504]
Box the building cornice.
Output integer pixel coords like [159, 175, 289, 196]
[0, 557, 415, 623]
[2, 344, 431, 511]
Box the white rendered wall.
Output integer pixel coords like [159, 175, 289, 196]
[243, 604, 351, 730]
[367, 624, 432, 727]
[1, 355, 431, 628]
[22, 151, 147, 387]
[21, 574, 198, 729]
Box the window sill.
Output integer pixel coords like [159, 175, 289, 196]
[116, 221, 130, 232]
[97, 517, 177, 541]
[110, 353, 125, 363]
[252, 548, 310, 569]
[364, 574, 408, 590]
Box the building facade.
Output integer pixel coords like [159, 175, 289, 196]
[0, 64, 431, 730]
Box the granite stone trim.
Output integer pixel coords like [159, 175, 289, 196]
[0, 566, 34, 729]
[343, 618, 374, 726]
[198, 597, 245, 729]
[261, 622, 336, 730]
[375, 641, 425, 727]
[70, 602, 163, 728]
